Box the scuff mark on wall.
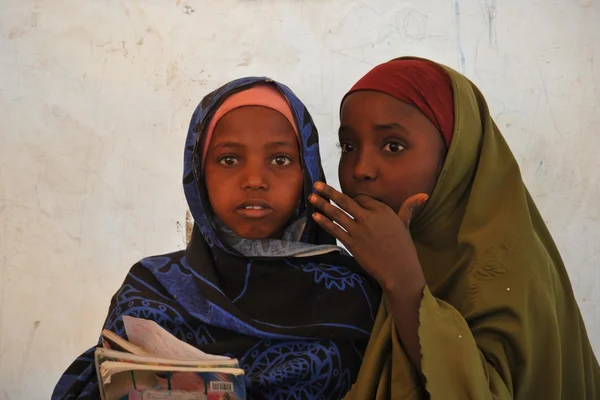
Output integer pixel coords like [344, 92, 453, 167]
[186, 211, 193, 244]
[8, 1, 41, 39]
[17, 321, 41, 383]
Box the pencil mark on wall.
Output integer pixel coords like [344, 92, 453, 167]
[326, 2, 398, 46]
[395, 9, 428, 42]
[355, 2, 387, 21]
[591, 53, 600, 104]
[0, 388, 12, 400]
[33, 172, 47, 217]
[121, 41, 129, 57]
[330, 25, 395, 57]
[480, 0, 498, 49]
[0, 256, 6, 369]
[536, 62, 563, 137]
[453, 0, 466, 73]
[119, 0, 131, 18]
[146, 27, 163, 42]
[329, 49, 373, 66]
[535, 160, 544, 176]
[473, 32, 483, 78]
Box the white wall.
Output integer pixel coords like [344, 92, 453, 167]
[1, 0, 599, 398]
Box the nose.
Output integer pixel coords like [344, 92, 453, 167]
[352, 149, 377, 181]
[241, 161, 269, 190]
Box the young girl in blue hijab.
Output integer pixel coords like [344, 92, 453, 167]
[52, 78, 381, 400]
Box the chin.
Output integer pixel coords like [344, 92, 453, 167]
[233, 227, 280, 240]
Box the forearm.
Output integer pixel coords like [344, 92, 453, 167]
[383, 265, 427, 372]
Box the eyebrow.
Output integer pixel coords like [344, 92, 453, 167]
[210, 141, 243, 150]
[338, 123, 410, 135]
[210, 140, 296, 150]
[374, 123, 410, 134]
[263, 141, 296, 148]
[338, 125, 350, 135]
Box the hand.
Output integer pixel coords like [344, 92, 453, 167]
[309, 182, 428, 291]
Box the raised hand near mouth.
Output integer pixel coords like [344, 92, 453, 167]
[309, 181, 429, 370]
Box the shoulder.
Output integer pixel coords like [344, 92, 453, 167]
[104, 250, 187, 331]
[111, 250, 187, 298]
[127, 250, 187, 274]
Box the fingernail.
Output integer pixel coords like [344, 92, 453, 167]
[314, 182, 324, 190]
[308, 194, 316, 202]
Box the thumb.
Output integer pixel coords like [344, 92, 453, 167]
[397, 193, 429, 227]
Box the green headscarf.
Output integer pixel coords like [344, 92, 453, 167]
[344, 57, 600, 399]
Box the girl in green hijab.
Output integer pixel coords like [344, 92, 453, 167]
[308, 57, 600, 399]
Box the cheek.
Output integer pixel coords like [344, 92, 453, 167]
[337, 158, 353, 189]
[396, 165, 437, 195]
[204, 169, 230, 211]
[206, 186, 227, 215]
[280, 168, 304, 210]
[290, 168, 304, 197]
[418, 153, 445, 193]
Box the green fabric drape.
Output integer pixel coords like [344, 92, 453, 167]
[344, 58, 600, 400]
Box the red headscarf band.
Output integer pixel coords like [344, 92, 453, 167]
[342, 58, 455, 148]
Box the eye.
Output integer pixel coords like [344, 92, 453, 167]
[382, 142, 405, 153]
[218, 156, 239, 166]
[271, 155, 292, 166]
[338, 142, 356, 153]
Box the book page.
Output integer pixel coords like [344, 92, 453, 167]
[95, 348, 238, 369]
[123, 316, 229, 361]
[101, 329, 152, 357]
[100, 361, 244, 379]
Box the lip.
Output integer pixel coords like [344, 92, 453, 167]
[235, 199, 274, 219]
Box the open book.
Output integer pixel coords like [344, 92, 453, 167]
[95, 316, 246, 400]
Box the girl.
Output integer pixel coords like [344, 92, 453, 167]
[52, 78, 381, 399]
[309, 57, 600, 399]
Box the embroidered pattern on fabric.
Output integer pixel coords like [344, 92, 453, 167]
[241, 339, 352, 399]
[285, 260, 365, 291]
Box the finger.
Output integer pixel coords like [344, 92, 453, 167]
[397, 194, 429, 227]
[312, 212, 353, 247]
[308, 193, 357, 232]
[352, 194, 385, 210]
[314, 182, 364, 218]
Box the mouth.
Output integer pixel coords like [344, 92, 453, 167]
[235, 199, 274, 219]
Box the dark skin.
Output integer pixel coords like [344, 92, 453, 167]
[204, 106, 303, 240]
[309, 90, 446, 371]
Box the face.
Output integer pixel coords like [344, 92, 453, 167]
[338, 90, 446, 213]
[204, 106, 303, 240]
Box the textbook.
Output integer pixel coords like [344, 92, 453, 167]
[95, 316, 246, 400]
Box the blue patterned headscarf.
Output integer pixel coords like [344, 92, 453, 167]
[183, 77, 345, 258]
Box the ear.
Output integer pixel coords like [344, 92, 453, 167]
[397, 194, 429, 228]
